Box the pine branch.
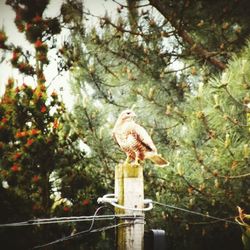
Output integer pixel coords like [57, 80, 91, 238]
[95, 54, 119, 79]
[220, 172, 250, 179]
[149, 0, 226, 70]
[192, 142, 216, 177]
[179, 175, 209, 197]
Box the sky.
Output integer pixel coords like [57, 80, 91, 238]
[0, 0, 118, 108]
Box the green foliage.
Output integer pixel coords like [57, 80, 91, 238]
[0, 78, 87, 249]
[62, 1, 250, 249]
[148, 41, 250, 250]
[0, 78, 78, 213]
[149, 0, 250, 69]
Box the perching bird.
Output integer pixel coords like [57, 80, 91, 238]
[112, 109, 168, 166]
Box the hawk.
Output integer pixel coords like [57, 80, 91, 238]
[112, 109, 168, 166]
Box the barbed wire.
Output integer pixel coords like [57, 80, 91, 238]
[0, 215, 113, 227]
[1, 215, 103, 227]
[0, 213, 143, 227]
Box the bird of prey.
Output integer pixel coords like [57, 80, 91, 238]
[112, 109, 168, 166]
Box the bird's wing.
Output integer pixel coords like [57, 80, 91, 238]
[134, 124, 157, 152]
[112, 129, 120, 147]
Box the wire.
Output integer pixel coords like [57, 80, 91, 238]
[0, 214, 144, 228]
[33, 205, 108, 249]
[33, 202, 145, 249]
[0, 215, 114, 227]
[153, 201, 238, 225]
[33, 220, 141, 249]
[35, 221, 140, 248]
[0, 198, 238, 230]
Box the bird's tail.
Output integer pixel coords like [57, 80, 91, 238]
[145, 152, 169, 167]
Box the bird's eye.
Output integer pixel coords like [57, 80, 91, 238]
[126, 112, 130, 115]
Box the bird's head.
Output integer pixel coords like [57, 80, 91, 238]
[119, 109, 136, 122]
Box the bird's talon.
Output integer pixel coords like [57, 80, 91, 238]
[131, 159, 140, 167]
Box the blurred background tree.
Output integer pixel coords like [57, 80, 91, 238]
[0, 0, 111, 249]
[0, 0, 250, 249]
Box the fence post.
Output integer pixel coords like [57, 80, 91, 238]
[115, 163, 144, 250]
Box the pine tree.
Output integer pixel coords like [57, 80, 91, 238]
[62, 1, 250, 249]
[149, 41, 250, 250]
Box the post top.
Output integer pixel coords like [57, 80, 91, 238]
[116, 163, 143, 178]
